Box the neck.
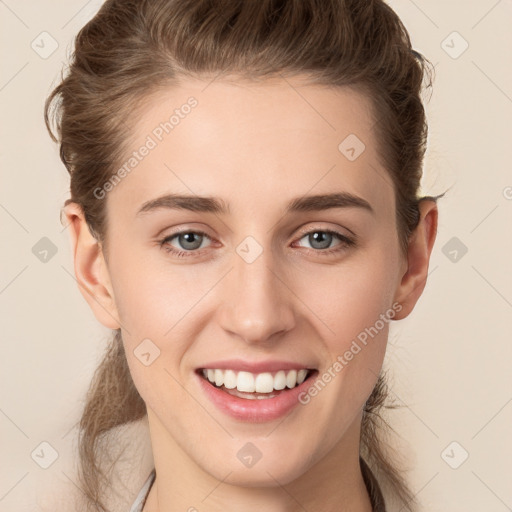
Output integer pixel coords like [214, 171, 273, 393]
[144, 409, 373, 512]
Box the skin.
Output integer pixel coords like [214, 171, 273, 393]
[64, 75, 437, 512]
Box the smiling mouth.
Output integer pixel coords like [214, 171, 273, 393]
[197, 368, 317, 400]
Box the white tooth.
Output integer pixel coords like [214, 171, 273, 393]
[237, 371, 255, 392]
[273, 370, 287, 390]
[255, 372, 274, 393]
[214, 369, 224, 387]
[286, 369, 298, 388]
[297, 369, 308, 385]
[206, 368, 307, 393]
[224, 369, 237, 389]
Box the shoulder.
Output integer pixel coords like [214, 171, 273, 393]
[36, 417, 154, 512]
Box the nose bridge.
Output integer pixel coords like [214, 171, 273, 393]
[218, 239, 295, 344]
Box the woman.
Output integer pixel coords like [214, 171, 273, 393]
[45, 0, 442, 510]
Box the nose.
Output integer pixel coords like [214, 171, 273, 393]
[217, 245, 296, 346]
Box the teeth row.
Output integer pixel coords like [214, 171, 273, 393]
[202, 369, 309, 393]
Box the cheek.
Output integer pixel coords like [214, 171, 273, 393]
[292, 243, 399, 412]
[295, 246, 399, 350]
[106, 249, 204, 406]
[108, 243, 209, 338]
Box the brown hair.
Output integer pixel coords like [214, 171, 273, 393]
[45, 0, 440, 510]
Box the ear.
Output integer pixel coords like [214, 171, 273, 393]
[62, 202, 121, 329]
[392, 199, 438, 320]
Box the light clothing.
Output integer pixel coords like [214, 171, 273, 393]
[129, 469, 156, 512]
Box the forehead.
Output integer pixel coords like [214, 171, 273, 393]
[108, 75, 395, 221]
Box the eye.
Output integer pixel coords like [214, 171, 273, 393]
[159, 227, 356, 259]
[293, 229, 355, 254]
[159, 230, 213, 258]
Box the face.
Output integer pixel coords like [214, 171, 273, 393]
[96, 76, 409, 486]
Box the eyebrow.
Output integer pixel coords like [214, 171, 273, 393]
[136, 192, 374, 217]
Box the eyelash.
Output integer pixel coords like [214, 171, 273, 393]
[158, 228, 356, 259]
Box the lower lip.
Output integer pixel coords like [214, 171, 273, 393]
[196, 371, 317, 423]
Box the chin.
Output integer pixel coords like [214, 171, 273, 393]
[200, 450, 313, 488]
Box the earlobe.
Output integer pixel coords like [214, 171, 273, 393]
[63, 202, 121, 329]
[393, 199, 438, 320]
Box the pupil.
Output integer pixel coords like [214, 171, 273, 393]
[180, 232, 202, 250]
[311, 231, 331, 249]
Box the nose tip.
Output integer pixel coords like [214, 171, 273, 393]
[217, 255, 296, 345]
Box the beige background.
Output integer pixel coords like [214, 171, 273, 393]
[1, 0, 511, 510]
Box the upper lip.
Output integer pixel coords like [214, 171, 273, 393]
[197, 359, 316, 374]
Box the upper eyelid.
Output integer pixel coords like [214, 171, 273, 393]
[161, 221, 354, 238]
[295, 225, 355, 240]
